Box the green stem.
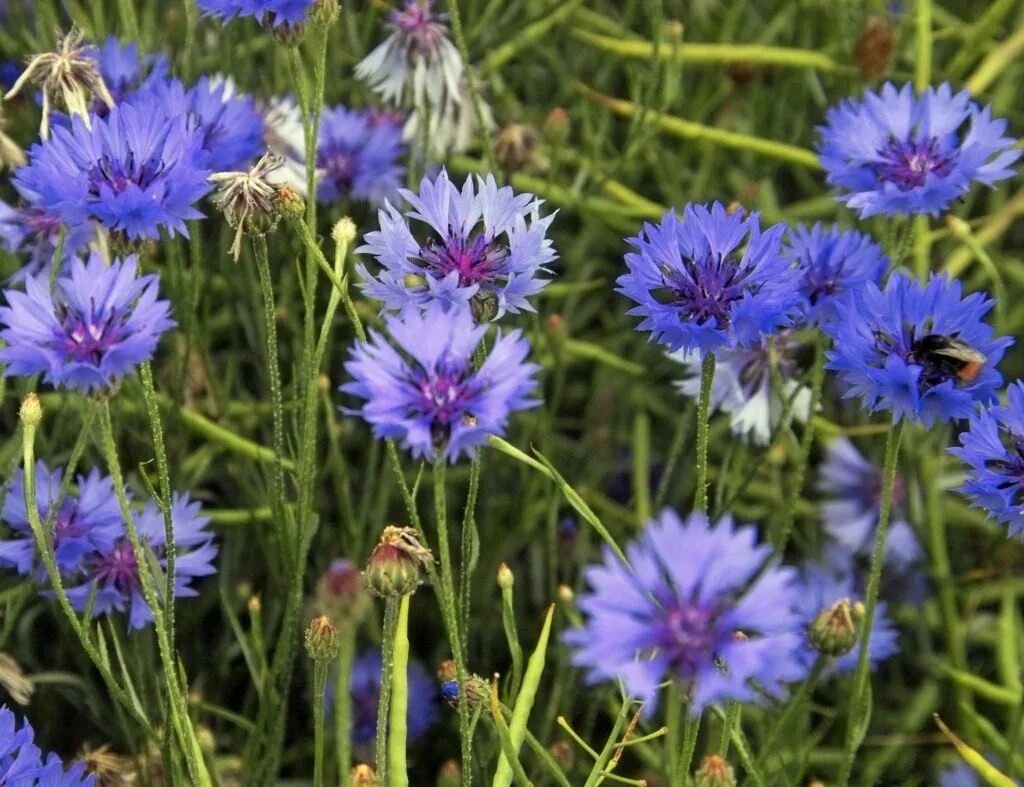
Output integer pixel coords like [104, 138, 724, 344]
[665, 684, 682, 786]
[459, 454, 481, 659]
[677, 709, 701, 779]
[912, 215, 931, 281]
[253, 235, 290, 570]
[915, 0, 933, 92]
[837, 419, 906, 786]
[376, 600, 399, 782]
[717, 702, 740, 757]
[387, 594, 411, 787]
[653, 403, 693, 512]
[774, 335, 827, 550]
[312, 659, 329, 787]
[693, 353, 716, 513]
[335, 627, 355, 786]
[760, 657, 826, 772]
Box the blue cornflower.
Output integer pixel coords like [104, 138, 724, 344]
[951, 381, 1024, 538]
[13, 100, 212, 240]
[786, 223, 890, 325]
[824, 272, 1011, 425]
[795, 563, 899, 674]
[564, 509, 806, 716]
[357, 171, 556, 318]
[0, 461, 122, 577]
[342, 302, 539, 463]
[0, 195, 94, 282]
[197, 0, 315, 27]
[65, 492, 218, 631]
[92, 36, 168, 108]
[316, 104, 405, 206]
[0, 706, 94, 785]
[356, 0, 464, 111]
[0, 252, 176, 393]
[135, 76, 264, 172]
[617, 203, 801, 355]
[818, 82, 1020, 217]
[343, 649, 437, 745]
[818, 436, 921, 568]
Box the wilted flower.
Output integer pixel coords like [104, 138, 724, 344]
[786, 223, 889, 325]
[0, 705, 95, 784]
[818, 82, 1020, 217]
[262, 94, 308, 194]
[564, 509, 806, 716]
[342, 302, 539, 463]
[617, 202, 801, 355]
[211, 153, 289, 261]
[824, 272, 1011, 425]
[795, 563, 898, 674]
[0, 654, 32, 706]
[671, 332, 811, 446]
[197, 0, 315, 28]
[317, 105, 405, 206]
[356, 0, 464, 113]
[0, 105, 25, 170]
[5, 29, 113, 138]
[357, 171, 556, 318]
[0, 253, 175, 393]
[14, 100, 212, 240]
[79, 744, 135, 786]
[404, 77, 494, 157]
[951, 381, 1024, 538]
[65, 492, 218, 631]
[0, 461, 122, 577]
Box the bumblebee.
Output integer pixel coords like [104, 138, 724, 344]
[910, 333, 987, 383]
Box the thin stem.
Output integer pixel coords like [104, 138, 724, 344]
[774, 334, 827, 550]
[912, 215, 932, 281]
[335, 627, 355, 786]
[837, 419, 906, 786]
[915, 0, 933, 92]
[665, 683, 682, 787]
[459, 454, 481, 659]
[387, 594, 412, 787]
[693, 353, 716, 513]
[376, 599, 399, 782]
[760, 657, 826, 771]
[312, 659, 329, 787]
[653, 403, 693, 511]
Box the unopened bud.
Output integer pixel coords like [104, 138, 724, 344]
[247, 595, 261, 615]
[436, 759, 461, 787]
[543, 107, 570, 144]
[695, 754, 736, 787]
[439, 674, 489, 709]
[497, 563, 514, 591]
[557, 585, 574, 604]
[277, 185, 305, 221]
[364, 526, 434, 598]
[544, 313, 568, 354]
[549, 740, 574, 772]
[493, 123, 542, 172]
[315, 558, 370, 626]
[304, 615, 340, 661]
[312, 0, 340, 25]
[332, 217, 358, 245]
[351, 764, 378, 785]
[470, 289, 499, 323]
[19, 394, 42, 428]
[854, 16, 895, 81]
[945, 214, 971, 239]
[809, 598, 863, 657]
[664, 20, 684, 42]
[196, 725, 216, 755]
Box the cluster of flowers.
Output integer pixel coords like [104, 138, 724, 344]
[0, 706, 94, 786]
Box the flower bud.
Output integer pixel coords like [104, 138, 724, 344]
[470, 289, 499, 323]
[695, 754, 736, 787]
[665, 19, 684, 42]
[277, 185, 306, 221]
[438, 662, 488, 710]
[304, 615, 340, 662]
[196, 725, 216, 755]
[364, 526, 434, 598]
[557, 585, 574, 604]
[332, 216, 358, 245]
[543, 107, 570, 144]
[19, 394, 42, 428]
[809, 597, 863, 657]
[497, 563, 514, 591]
[315, 558, 370, 626]
[854, 16, 895, 81]
[312, 0, 340, 25]
[436, 759, 461, 787]
[543, 313, 568, 356]
[493, 123, 542, 172]
[549, 740, 573, 773]
[351, 764, 379, 785]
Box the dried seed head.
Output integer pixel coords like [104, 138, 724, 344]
[5, 29, 114, 139]
[210, 153, 291, 261]
[80, 744, 136, 786]
[854, 16, 896, 81]
[0, 653, 32, 705]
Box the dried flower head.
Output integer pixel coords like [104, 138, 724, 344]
[0, 105, 25, 171]
[0, 653, 32, 706]
[5, 29, 114, 139]
[80, 743, 136, 786]
[211, 152, 289, 261]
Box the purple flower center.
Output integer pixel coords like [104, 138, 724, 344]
[391, 1, 447, 54]
[872, 136, 957, 191]
[52, 301, 130, 365]
[655, 600, 720, 677]
[661, 253, 755, 328]
[94, 540, 138, 590]
[52, 502, 84, 549]
[87, 151, 166, 197]
[24, 208, 62, 240]
[988, 435, 1024, 502]
[410, 360, 478, 447]
[320, 149, 355, 189]
[420, 233, 509, 289]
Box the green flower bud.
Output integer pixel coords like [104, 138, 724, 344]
[19, 394, 42, 428]
[809, 597, 863, 657]
[695, 754, 737, 787]
[304, 615, 340, 662]
[436, 759, 461, 787]
[364, 526, 434, 598]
